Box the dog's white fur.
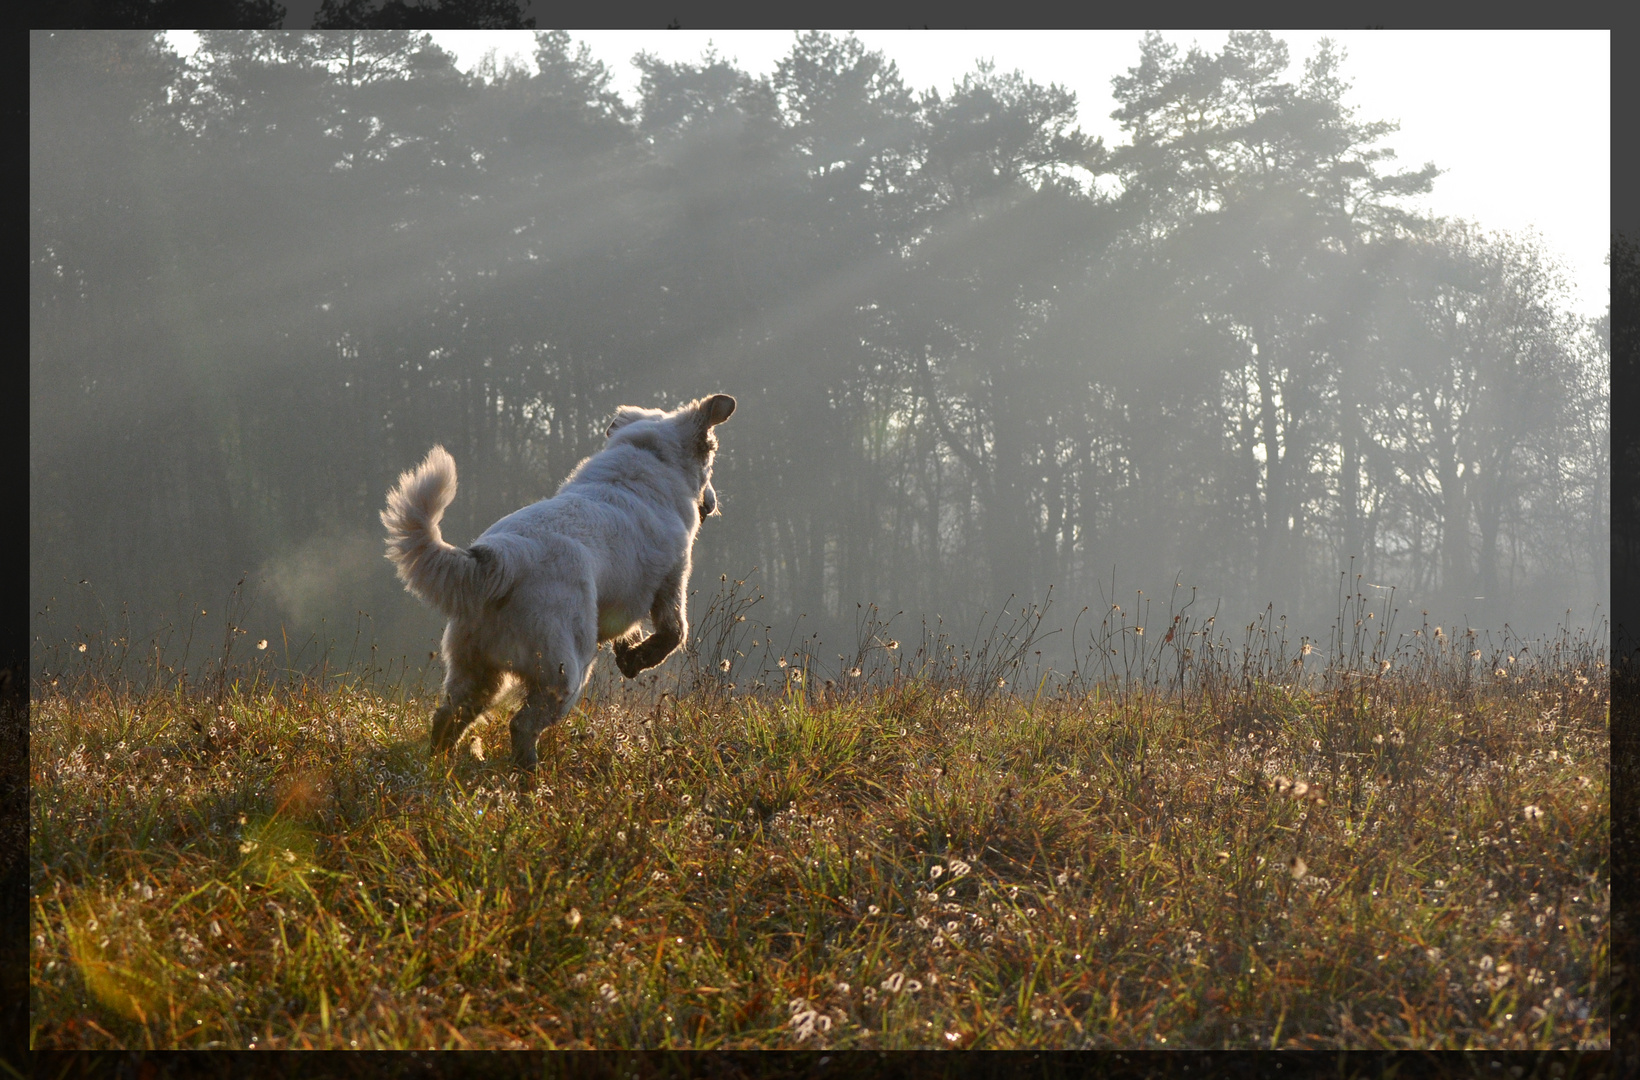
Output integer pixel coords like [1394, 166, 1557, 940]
[382, 393, 735, 770]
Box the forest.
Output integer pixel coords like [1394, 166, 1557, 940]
[29, 29, 1611, 672]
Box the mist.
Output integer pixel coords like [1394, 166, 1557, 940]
[30, 30, 1611, 683]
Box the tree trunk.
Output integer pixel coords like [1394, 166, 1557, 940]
[982, 363, 1036, 613]
[1253, 330, 1287, 601]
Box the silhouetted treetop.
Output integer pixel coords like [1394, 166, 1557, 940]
[313, 0, 535, 30]
[37, 0, 285, 28]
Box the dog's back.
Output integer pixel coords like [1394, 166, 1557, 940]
[472, 408, 717, 634]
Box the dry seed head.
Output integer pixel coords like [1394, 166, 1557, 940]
[1523, 804, 1544, 821]
[565, 907, 582, 928]
[1289, 855, 1308, 880]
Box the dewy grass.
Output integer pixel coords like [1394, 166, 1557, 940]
[29, 595, 1610, 1050]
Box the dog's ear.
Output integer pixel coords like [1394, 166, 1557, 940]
[702, 394, 736, 426]
[606, 406, 648, 437]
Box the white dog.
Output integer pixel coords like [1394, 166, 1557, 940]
[381, 394, 735, 772]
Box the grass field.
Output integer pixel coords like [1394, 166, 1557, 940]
[28, 584, 1611, 1050]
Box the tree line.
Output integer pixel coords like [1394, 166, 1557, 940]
[30, 30, 1609, 668]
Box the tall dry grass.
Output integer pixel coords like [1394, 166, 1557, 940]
[29, 574, 1609, 1050]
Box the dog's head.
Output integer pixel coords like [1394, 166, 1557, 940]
[605, 393, 735, 519]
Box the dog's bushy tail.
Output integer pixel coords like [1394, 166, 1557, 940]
[381, 446, 502, 618]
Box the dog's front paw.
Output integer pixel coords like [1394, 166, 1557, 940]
[613, 639, 645, 679]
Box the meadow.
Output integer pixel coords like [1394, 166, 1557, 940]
[28, 579, 1611, 1050]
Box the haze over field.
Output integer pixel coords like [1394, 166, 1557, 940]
[31, 30, 1611, 676]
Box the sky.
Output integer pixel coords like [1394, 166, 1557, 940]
[165, 29, 1611, 319]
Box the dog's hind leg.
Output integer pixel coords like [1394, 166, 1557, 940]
[510, 581, 598, 775]
[429, 640, 504, 756]
[510, 652, 593, 774]
[429, 671, 503, 755]
[507, 683, 560, 775]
